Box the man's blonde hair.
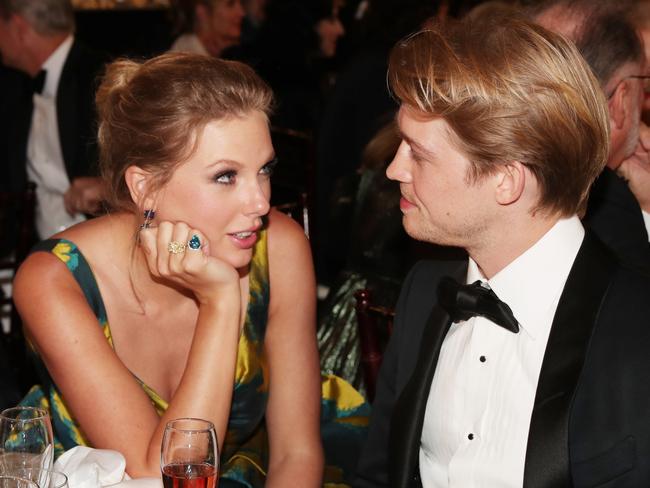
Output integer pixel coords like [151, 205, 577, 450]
[388, 15, 610, 217]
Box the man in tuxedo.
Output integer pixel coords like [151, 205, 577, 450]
[354, 15, 650, 488]
[531, 0, 650, 275]
[0, 0, 105, 242]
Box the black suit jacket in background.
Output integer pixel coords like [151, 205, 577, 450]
[584, 167, 650, 275]
[354, 232, 650, 488]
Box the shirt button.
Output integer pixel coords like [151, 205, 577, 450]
[480, 355, 486, 362]
[468, 433, 474, 440]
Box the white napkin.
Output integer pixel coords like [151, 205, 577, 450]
[54, 446, 162, 488]
[54, 446, 127, 488]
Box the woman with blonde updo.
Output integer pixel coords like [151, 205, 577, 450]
[12, 53, 367, 487]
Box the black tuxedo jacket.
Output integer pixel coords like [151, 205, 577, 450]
[354, 232, 650, 488]
[584, 168, 650, 275]
[1, 39, 105, 194]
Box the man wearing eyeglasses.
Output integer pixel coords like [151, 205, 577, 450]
[532, 0, 650, 275]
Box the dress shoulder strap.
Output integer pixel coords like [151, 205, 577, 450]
[31, 239, 108, 327]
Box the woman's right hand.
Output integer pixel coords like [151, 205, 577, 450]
[138, 221, 240, 305]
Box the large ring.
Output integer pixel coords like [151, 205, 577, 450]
[167, 241, 186, 254]
[188, 234, 201, 251]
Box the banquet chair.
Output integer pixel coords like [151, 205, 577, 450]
[270, 126, 315, 241]
[354, 288, 395, 402]
[273, 191, 310, 239]
[0, 182, 37, 319]
[0, 182, 38, 404]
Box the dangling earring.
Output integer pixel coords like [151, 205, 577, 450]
[140, 209, 156, 229]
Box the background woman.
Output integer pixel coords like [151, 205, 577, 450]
[169, 0, 245, 57]
[14, 53, 324, 487]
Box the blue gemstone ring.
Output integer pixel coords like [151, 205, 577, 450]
[188, 234, 202, 251]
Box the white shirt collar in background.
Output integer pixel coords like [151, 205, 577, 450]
[41, 35, 74, 99]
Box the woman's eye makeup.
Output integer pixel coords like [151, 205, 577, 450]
[260, 158, 278, 177]
[211, 158, 277, 185]
[213, 170, 237, 185]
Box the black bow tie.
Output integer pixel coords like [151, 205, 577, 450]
[31, 70, 46, 95]
[437, 276, 519, 333]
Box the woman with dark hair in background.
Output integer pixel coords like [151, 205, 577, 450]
[248, 0, 345, 132]
[314, 0, 442, 287]
[169, 0, 245, 57]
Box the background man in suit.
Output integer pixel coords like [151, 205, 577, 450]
[0, 0, 105, 242]
[354, 14, 650, 488]
[530, 0, 650, 274]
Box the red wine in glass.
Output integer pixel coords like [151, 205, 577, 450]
[162, 463, 217, 488]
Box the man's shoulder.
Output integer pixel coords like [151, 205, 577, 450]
[394, 258, 466, 325]
[404, 258, 467, 291]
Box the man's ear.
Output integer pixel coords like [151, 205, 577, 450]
[494, 161, 526, 206]
[608, 81, 628, 131]
[124, 166, 154, 209]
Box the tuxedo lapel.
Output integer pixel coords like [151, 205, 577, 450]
[389, 303, 451, 488]
[523, 233, 616, 488]
[388, 264, 465, 488]
[56, 42, 78, 177]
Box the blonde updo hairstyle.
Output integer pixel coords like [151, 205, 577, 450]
[96, 53, 273, 215]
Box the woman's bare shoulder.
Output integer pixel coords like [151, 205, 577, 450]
[14, 214, 130, 308]
[266, 208, 311, 257]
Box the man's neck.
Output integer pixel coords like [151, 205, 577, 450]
[467, 212, 562, 279]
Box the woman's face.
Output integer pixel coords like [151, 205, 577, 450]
[154, 111, 274, 270]
[315, 5, 345, 58]
[200, 0, 246, 55]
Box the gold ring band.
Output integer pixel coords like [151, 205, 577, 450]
[167, 241, 186, 254]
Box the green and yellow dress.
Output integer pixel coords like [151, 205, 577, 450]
[20, 230, 368, 487]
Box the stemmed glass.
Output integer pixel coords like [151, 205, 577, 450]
[0, 407, 54, 473]
[0, 475, 38, 488]
[0, 468, 67, 488]
[161, 418, 218, 488]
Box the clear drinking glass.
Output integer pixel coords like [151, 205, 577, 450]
[0, 475, 38, 488]
[0, 408, 54, 473]
[161, 418, 219, 488]
[0, 467, 67, 488]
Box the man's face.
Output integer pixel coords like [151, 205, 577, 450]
[0, 14, 23, 70]
[386, 107, 496, 249]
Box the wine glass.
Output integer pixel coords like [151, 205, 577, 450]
[161, 418, 218, 488]
[0, 475, 38, 488]
[0, 408, 54, 473]
[0, 468, 67, 488]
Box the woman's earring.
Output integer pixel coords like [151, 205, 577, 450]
[140, 209, 156, 229]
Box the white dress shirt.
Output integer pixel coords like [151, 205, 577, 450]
[419, 216, 585, 487]
[26, 35, 86, 239]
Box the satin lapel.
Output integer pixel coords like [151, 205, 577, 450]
[389, 303, 450, 488]
[523, 233, 616, 488]
[56, 44, 77, 176]
[388, 263, 465, 488]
